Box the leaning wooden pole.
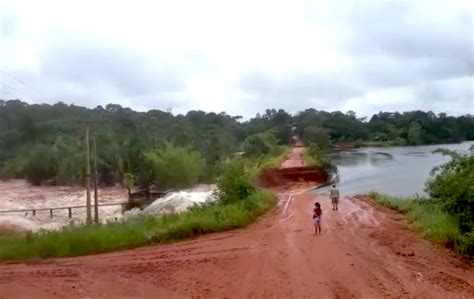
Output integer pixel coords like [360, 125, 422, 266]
[85, 127, 92, 225]
[93, 135, 99, 224]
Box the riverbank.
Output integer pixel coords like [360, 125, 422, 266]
[332, 140, 474, 150]
[361, 193, 473, 258]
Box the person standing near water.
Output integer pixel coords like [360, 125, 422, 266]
[313, 202, 322, 235]
[330, 185, 340, 211]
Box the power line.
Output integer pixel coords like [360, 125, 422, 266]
[3, 83, 19, 92]
[0, 81, 34, 101]
[0, 71, 26, 85]
[0, 70, 46, 102]
[0, 89, 13, 97]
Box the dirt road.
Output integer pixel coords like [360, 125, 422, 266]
[280, 146, 305, 168]
[0, 148, 473, 298]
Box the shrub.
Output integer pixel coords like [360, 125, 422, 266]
[426, 148, 474, 234]
[23, 144, 58, 185]
[304, 143, 335, 172]
[216, 159, 255, 205]
[0, 158, 23, 180]
[145, 144, 205, 189]
[302, 126, 331, 149]
[242, 131, 279, 158]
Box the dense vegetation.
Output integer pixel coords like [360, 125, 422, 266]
[370, 146, 474, 257]
[296, 109, 474, 147]
[0, 101, 294, 186]
[303, 143, 334, 172]
[0, 100, 472, 187]
[0, 152, 277, 260]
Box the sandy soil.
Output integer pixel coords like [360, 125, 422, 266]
[0, 148, 472, 298]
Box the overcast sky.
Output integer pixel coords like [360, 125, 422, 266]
[0, 0, 473, 118]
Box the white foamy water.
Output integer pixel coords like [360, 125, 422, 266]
[124, 188, 217, 219]
[0, 216, 38, 234]
[0, 180, 217, 234]
[143, 190, 217, 216]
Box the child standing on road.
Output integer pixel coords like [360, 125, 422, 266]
[313, 202, 322, 235]
[330, 185, 340, 211]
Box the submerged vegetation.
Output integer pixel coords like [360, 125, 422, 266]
[0, 159, 276, 260]
[369, 146, 474, 257]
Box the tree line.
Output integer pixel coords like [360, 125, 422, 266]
[296, 109, 474, 147]
[0, 99, 472, 187]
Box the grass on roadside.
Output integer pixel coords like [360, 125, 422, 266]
[303, 145, 334, 172]
[248, 145, 289, 180]
[368, 191, 466, 254]
[303, 147, 325, 167]
[0, 189, 276, 261]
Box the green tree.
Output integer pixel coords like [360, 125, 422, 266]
[123, 173, 135, 193]
[302, 126, 331, 149]
[243, 131, 278, 158]
[407, 122, 423, 145]
[145, 144, 205, 189]
[426, 148, 474, 233]
[216, 159, 255, 205]
[23, 144, 57, 185]
[51, 135, 83, 185]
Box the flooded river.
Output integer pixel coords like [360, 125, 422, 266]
[0, 181, 215, 234]
[325, 142, 473, 197]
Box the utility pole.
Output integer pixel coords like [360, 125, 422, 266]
[85, 127, 92, 225]
[93, 135, 99, 224]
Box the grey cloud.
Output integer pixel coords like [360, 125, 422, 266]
[238, 70, 275, 95]
[304, 1, 473, 84]
[295, 0, 474, 113]
[2, 0, 472, 118]
[39, 38, 185, 98]
[238, 70, 365, 102]
[340, 1, 473, 61]
[415, 76, 474, 108]
[359, 56, 474, 88]
[234, 69, 369, 115]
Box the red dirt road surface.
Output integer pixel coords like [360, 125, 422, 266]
[280, 147, 305, 168]
[1, 148, 473, 298]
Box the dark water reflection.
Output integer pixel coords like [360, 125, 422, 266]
[315, 142, 473, 197]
